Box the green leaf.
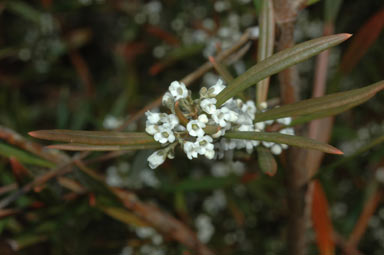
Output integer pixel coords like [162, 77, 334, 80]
[224, 131, 343, 154]
[29, 130, 160, 147]
[6, 1, 42, 24]
[256, 0, 275, 105]
[215, 34, 351, 106]
[0, 143, 54, 168]
[254, 80, 384, 123]
[257, 146, 277, 176]
[47, 143, 161, 151]
[100, 206, 149, 227]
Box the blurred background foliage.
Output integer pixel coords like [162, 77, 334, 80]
[0, 0, 384, 255]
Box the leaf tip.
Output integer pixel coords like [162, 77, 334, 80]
[332, 148, 344, 155]
[342, 33, 353, 40]
[208, 56, 215, 64]
[28, 131, 39, 138]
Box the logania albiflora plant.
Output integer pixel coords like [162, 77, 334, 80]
[29, 32, 384, 175]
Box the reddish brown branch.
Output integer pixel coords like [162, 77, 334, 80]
[0, 125, 70, 164]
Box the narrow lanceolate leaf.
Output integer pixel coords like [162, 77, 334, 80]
[256, 0, 275, 106]
[224, 131, 343, 154]
[254, 80, 384, 123]
[29, 130, 159, 146]
[0, 143, 54, 168]
[47, 143, 162, 151]
[311, 181, 335, 255]
[100, 206, 149, 227]
[257, 147, 277, 176]
[215, 34, 351, 106]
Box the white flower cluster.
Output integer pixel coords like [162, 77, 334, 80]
[146, 79, 294, 169]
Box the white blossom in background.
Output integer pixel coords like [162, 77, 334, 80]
[131, 226, 164, 255]
[103, 115, 124, 130]
[106, 161, 160, 189]
[195, 214, 215, 243]
[203, 190, 227, 215]
[144, 79, 294, 169]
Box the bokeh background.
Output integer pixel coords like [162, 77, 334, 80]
[0, 0, 384, 254]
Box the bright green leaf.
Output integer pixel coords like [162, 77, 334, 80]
[215, 34, 351, 106]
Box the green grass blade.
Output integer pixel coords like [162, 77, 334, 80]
[224, 131, 343, 154]
[215, 33, 351, 106]
[0, 143, 54, 168]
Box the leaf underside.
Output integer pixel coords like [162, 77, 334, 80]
[224, 131, 343, 154]
[29, 130, 161, 151]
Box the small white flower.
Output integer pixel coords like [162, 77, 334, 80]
[207, 79, 225, 97]
[281, 144, 288, 149]
[198, 114, 209, 124]
[187, 119, 206, 137]
[280, 127, 295, 136]
[196, 135, 215, 158]
[236, 114, 253, 125]
[153, 126, 175, 144]
[271, 144, 282, 155]
[254, 121, 265, 131]
[169, 81, 188, 100]
[212, 109, 228, 127]
[226, 109, 239, 122]
[259, 101, 267, 110]
[238, 124, 253, 132]
[242, 100, 257, 119]
[145, 123, 159, 135]
[244, 140, 255, 154]
[145, 111, 161, 124]
[249, 26, 259, 39]
[162, 91, 174, 107]
[376, 167, 384, 184]
[200, 98, 217, 114]
[212, 107, 238, 127]
[205, 149, 215, 159]
[147, 150, 167, 169]
[212, 128, 225, 138]
[277, 117, 292, 126]
[174, 124, 186, 132]
[262, 141, 274, 148]
[184, 141, 198, 159]
[161, 113, 179, 129]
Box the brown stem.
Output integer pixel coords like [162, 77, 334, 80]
[273, 1, 305, 254]
[0, 125, 70, 164]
